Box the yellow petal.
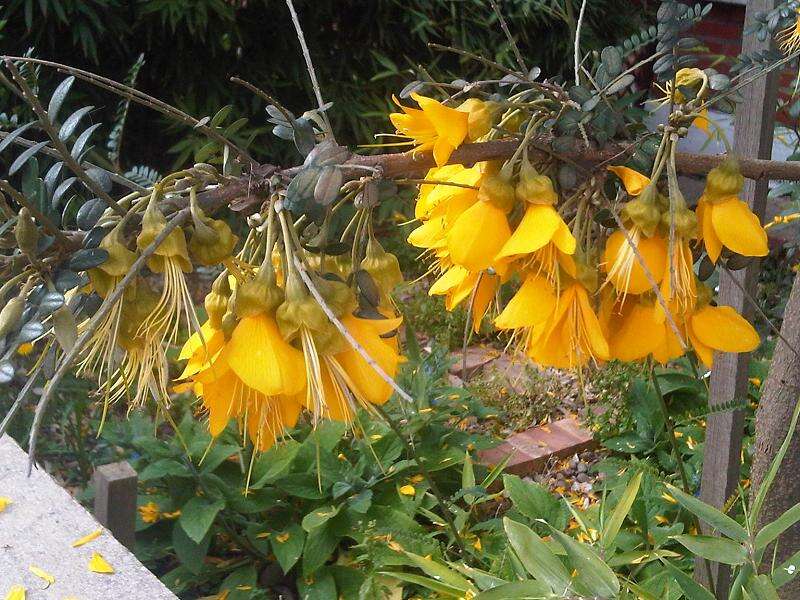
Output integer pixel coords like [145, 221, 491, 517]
[429, 266, 470, 296]
[603, 230, 667, 295]
[88, 552, 114, 574]
[399, 484, 416, 496]
[496, 204, 561, 260]
[690, 305, 760, 354]
[688, 326, 715, 368]
[336, 315, 400, 406]
[710, 198, 769, 258]
[413, 93, 469, 149]
[407, 217, 446, 249]
[575, 285, 610, 361]
[4, 586, 25, 600]
[471, 274, 498, 333]
[0, 497, 11, 512]
[447, 201, 511, 272]
[28, 567, 54, 586]
[608, 302, 665, 362]
[552, 218, 578, 255]
[200, 369, 240, 436]
[495, 275, 556, 329]
[72, 529, 103, 548]
[698, 199, 722, 263]
[225, 315, 306, 396]
[607, 166, 651, 196]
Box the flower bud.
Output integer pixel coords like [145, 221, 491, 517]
[0, 295, 24, 339]
[137, 203, 192, 273]
[360, 238, 403, 298]
[621, 184, 661, 237]
[703, 158, 743, 204]
[15, 208, 39, 258]
[515, 162, 558, 205]
[204, 273, 232, 328]
[457, 98, 498, 141]
[478, 174, 515, 212]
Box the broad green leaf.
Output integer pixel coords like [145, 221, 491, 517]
[602, 470, 643, 551]
[673, 534, 748, 565]
[549, 529, 620, 598]
[297, 566, 336, 600]
[172, 525, 211, 575]
[666, 484, 748, 543]
[379, 571, 463, 598]
[302, 505, 340, 532]
[401, 552, 474, 593]
[271, 524, 306, 573]
[504, 474, 566, 529]
[745, 574, 780, 600]
[607, 549, 681, 567]
[475, 580, 550, 599]
[755, 502, 800, 553]
[773, 549, 800, 588]
[250, 440, 300, 487]
[302, 523, 338, 577]
[662, 560, 715, 600]
[178, 497, 225, 543]
[138, 458, 192, 481]
[503, 518, 571, 594]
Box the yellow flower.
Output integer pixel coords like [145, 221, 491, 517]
[602, 294, 666, 362]
[696, 159, 768, 263]
[652, 68, 710, 132]
[603, 228, 667, 296]
[399, 484, 416, 496]
[138, 501, 161, 524]
[87, 552, 114, 574]
[16, 342, 33, 356]
[527, 277, 610, 369]
[494, 275, 557, 331]
[4, 586, 25, 600]
[429, 267, 500, 332]
[390, 93, 469, 166]
[0, 497, 11, 513]
[687, 301, 760, 368]
[446, 198, 511, 273]
[778, 11, 800, 55]
[607, 166, 651, 197]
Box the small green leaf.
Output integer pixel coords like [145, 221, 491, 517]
[401, 552, 474, 593]
[549, 528, 620, 598]
[172, 525, 211, 575]
[138, 458, 191, 481]
[302, 505, 340, 532]
[474, 580, 551, 599]
[271, 524, 306, 573]
[503, 518, 571, 594]
[602, 470, 643, 551]
[662, 560, 715, 600]
[178, 497, 225, 543]
[755, 502, 800, 553]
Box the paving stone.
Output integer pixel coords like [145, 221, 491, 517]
[448, 345, 501, 379]
[0, 435, 176, 599]
[478, 416, 596, 476]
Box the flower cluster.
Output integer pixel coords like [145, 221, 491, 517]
[394, 94, 766, 371]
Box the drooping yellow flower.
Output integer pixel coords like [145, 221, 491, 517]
[389, 93, 469, 166]
[652, 68, 710, 132]
[686, 298, 760, 368]
[603, 228, 667, 296]
[494, 274, 557, 331]
[87, 224, 137, 299]
[415, 164, 481, 220]
[526, 268, 610, 369]
[138, 501, 161, 524]
[696, 159, 768, 263]
[602, 294, 666, 362]
[429, 267, 500, 332]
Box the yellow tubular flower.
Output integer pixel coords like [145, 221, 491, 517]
[603, 228, 668, 296]
[415, 164, 482, 220]
[527, 273, 610, 369]
[494, 274, 556, 330]
[389, 93, 469, 166]
[688, 304, 760, 368]
[602, 295, 666, 362]
[697, 158, 768, 263]
[429, 267, 499, 332]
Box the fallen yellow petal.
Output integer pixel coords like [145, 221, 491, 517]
[72, 529, 102, 548]
[0, 497, 12, 512]
[4, 586, 25, 600]
[88, 552, 114, 574]
[28, 567, 54, 586]
[399, 485, 416, 496]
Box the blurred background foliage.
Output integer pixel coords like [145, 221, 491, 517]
[0, 0, 652, 171]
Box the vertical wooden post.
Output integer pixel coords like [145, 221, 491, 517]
[94, 461, 138, 551]
[696, 0, 779, 595]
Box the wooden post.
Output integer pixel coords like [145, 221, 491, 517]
[94, 461, 138, 551]
[696, 0, 779, 595]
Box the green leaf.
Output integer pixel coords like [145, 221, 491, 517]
[773, 549, 800, 588]
[172, 524, 211, 575]
[745, 574, 780, 600]
[503, 518, 571, 594]
[302, 523, 338, 577]
[178, 497, 225, 543]
[602, 470, 643, 551]
[401, 552, 474, 593]
[48, 76, 75, 121]
[665, 484, 748, 543]
[197, 443, 239, 473]
[661, 560, 715, 600]
[219, 564, 258, 600]
[297, 566, 337, 600]
[271, 524, 306, 573]
[672, 534, 748, 565]
[503, 474, 566, 529]
[549, 529, 620, 598]
[250, 440, 300, 487]
[378, 571, 464, 598]
[462, 452, 476, 505]
[9, 141, 49, 176]
[475, 580, 551, 599]
[138, 458, 192, 481]
[302, 505, 341, 532]
[755, 502, 800, 553]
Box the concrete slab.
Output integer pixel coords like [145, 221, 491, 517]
[0, 435, 176, 599]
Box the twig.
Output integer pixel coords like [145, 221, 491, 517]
[26, 208, 191, 473]
[2, 55, 254, 165]
[0, 363, 43, 437]
[488, 0, 528, 75]
[284, 0, 334, 138]
[574, 0, 589, 86]
[0, 130, 147, 193]
[230, 77, 295, 129]
[3, 59, 127, 217]
[0, 180, 69, 246]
